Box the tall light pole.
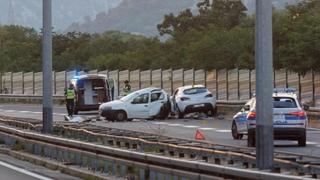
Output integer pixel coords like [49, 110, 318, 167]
[42, 0, 53, 134]
[255, 0, 274, 169]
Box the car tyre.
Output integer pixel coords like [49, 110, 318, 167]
[231, 121, 243, 140]
[158, 103, 170, 120]
[298, 130, 306, 147]
[115, 111, 127, 121]
[247, 130, 255, 147]
[178, 112, 184, 119]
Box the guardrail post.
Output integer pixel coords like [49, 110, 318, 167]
[22, 72, 25, 94]
[160, 68, 163, 89]
[215, 70, 218, 100]
[32, 72, 35, 95]
[10, 72, 13, 94]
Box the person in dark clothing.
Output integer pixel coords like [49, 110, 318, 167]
[65, 83, 76, 117]
[123, 80, 131, 96]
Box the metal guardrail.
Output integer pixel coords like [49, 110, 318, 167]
[0, 124, 309, 180]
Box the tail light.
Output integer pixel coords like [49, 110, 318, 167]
[205, 94, 213, 98]
[180, 97, 190, 101]
[247, 112, 256, 120]
[288, 111, 306, 118]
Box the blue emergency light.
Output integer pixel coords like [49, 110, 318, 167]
[273, 88, 296, 93]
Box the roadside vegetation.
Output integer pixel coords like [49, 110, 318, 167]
[0, 0, 319, 75]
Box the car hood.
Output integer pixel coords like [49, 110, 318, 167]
[100, 100, 125, 109]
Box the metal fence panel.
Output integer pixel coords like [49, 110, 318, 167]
[130, 70, 140, 91]
[88, 69, 98, 74]
[206, 70, 217, 99]
[239, 69, 250, 100]
[2, 72, 12, 94]
[108, 70, 119, 96]
[287, 71, 299, 97]
[228, 69, 238, 100]
[23, 72, 34, 95]
[183, 69, 193, 86]
[98, 70, 108, 76]
[66, 71, 76, 87]
[194, 69, 205, 85]
[152, 69, 162, 88]
[55, 71, 66, 95]
[12, 72, 23, 94]
[172, 69, 183, 91]
[250, 70, 256, 96]
[315, 72, 320, 106]
[300, 71, 313, 103]
[34, 72, 42, 95]
[275, 69, 286, 88]
[217, 69, 227, 100]
[140, 70, 151, 89]
[162, 69, 172, 95]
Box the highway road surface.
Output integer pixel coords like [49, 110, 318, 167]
[0, 104, 319, 157]
[0, 160, 52, 180]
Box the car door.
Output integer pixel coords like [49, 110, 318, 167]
[127, 93, 150, 119]
[171, 89, 179, 113]
[149, 91, 166, 117]
[235, 99, 253, 132]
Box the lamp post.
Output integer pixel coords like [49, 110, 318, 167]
[42, 0, 53, 134]
[255, 0, 274, 169]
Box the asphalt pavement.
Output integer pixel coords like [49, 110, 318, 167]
[0, 103, 319, 157]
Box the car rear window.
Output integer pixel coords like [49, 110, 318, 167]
[183, 87, 207, 95]
[273, 97, 297, 108]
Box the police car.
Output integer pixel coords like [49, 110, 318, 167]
[231, 88, 309, 147]
[99, 87, 171, 121]
[171, 85, 216, 118]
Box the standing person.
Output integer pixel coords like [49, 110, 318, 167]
[123, 80, 131, 96]
[65, 83, 76, 117]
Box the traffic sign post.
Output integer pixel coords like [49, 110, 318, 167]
[42, 0, 53, 134]
[255, 0, 274, 169]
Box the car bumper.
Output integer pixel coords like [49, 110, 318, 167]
[248, 128, 305, 140]
[99, 108, 116, 119]
[183, 103, 214, 114]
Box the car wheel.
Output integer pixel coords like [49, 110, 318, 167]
[298, 130, 306, 147]
[247, 130, 255, 147]
[158, 104, 170, 120]
[178, 112, 184, 119]
[231, 121, 243, 140]
[115, 111, 127, 121]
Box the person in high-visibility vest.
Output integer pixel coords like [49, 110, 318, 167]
[123, 80, 131, 96]
[65, 83, 76, 117]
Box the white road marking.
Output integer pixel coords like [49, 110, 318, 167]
[306, 141, 318, 145]
[199, 127, 216, 131]
[167, 123, 184, 127]
[0, 161, 53, 180]
[215, 130, 231, 133]
[0, 109, 66, 117]
[153, 122, 169, 125]
[183, 125, 199, 128]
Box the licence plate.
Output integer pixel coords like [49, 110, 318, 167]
[194, 104, 205, 108]
[274, 115, 285, 122]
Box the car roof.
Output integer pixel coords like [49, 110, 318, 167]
[73, 74, 108, 80]
[135, 87, 163, 94]
[177, 85, 205, 91]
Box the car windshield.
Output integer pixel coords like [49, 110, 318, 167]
[183, 87, 207, 95]
[273, 97, 297, 108]
[120, 92, 139, 102]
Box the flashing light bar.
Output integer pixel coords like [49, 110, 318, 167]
[273, 87, 296, 93]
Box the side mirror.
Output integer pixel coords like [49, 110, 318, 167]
[243, 105, 250, 111]
[303, 104, 310, 111]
